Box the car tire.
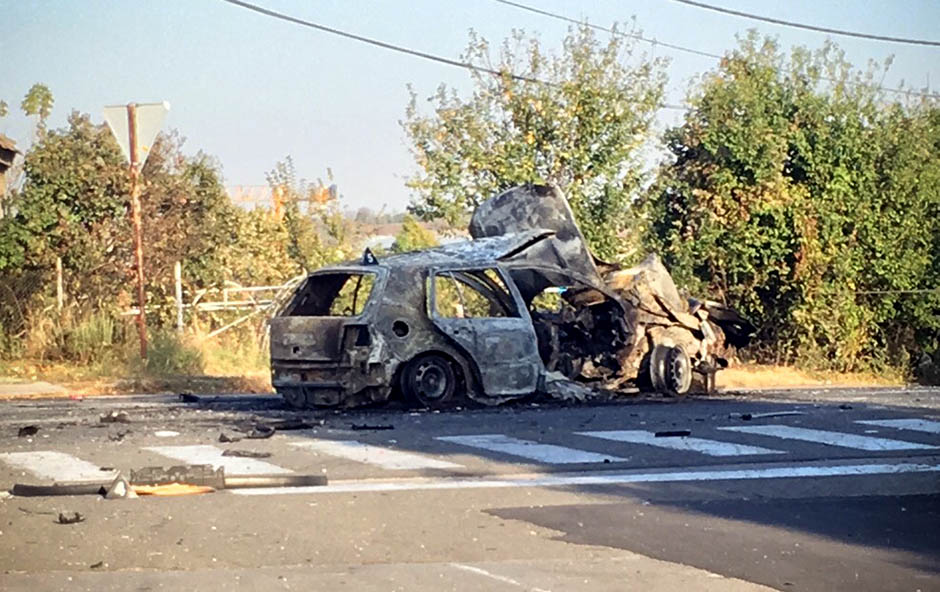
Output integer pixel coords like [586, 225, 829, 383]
[401, 353, 459, 409]
[649, 344, 692, 396]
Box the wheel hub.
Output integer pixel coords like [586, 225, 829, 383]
[414, 362, 447, 400]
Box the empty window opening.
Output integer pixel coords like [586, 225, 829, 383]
[284, 272, 377, 317]
[432, 268, 519, 319]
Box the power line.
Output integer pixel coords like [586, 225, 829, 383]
[217, 0, 686, 110]
[493, 0, 940, 100]
[494, 0, 721, 60]
[218, 0, 543, 84]
[671, 0, 940, 48]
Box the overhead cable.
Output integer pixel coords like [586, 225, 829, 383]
[671, 0, 940, 48]
[494, 0, 939, 100]
[219, 0, 543, 84]
[217, 0, 686, 110]
[494, 0, 721, 59]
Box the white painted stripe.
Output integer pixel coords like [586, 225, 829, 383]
[435, 434, 624, 464]
[0, 451, 117, 482]
[578, 430, 784, 457]
[144, 445, 292, 475]
[232, 462, 940, 495]
[718, 425, 937, 451]
[450, 563, 551, 592]
[290, 440, 461, 470]
[857, 419, 940, 435]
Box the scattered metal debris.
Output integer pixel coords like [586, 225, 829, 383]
[154, 430, 180, 438]
[17, 425, 39, 438]
[270, 184, 754, 409]
[542, 373, 597, 403]
[268, 419, 316, 430]
[89, 561, 104, 569]
[245, 425, 275, 439]
[655, 430, 692, 437]
[108, 430, 130, 442]
[730, 411, 807, 421]
[350, 423, 394, 431]
[105, 475, 137, 499]
[99, 411, 130, 424]
[57, 511, 85, 525]
[222, 449, 272, 458]
[219, 432, 241, 443]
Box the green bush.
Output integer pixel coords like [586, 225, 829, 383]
[130, 331, 205, 377]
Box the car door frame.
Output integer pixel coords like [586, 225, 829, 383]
[428, 264, 543, 396]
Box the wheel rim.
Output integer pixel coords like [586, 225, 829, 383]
[413, 360, 448, 401]
[665, 347, 692, 395]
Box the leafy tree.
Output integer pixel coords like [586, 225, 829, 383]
[403, 24, 667, 260]
[0, 100, 8, 119]
[21, 83, 54, 136]
[0, 112, 242, 350]
[641, 33, 940, 371]
[265, 157, 351, 270]
[390, 214, 439, 253]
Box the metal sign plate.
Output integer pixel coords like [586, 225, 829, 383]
[103, 101, 170, 165]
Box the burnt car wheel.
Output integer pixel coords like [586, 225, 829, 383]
[402, 354, 458, 408]
[649, 344, 692, 396]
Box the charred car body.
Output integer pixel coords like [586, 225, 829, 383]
[270, 185, 752, 409]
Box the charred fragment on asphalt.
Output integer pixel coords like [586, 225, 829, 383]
[270, 184, 753, 409]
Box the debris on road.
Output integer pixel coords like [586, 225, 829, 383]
[17, 425, 39, 438]
[89, 561, 104, 569]
[178, 393, 201, 403]
[654, 430, 692, 437]
[133, 483, 216, 496]
[543, 373, 597, 403]
[730, 411, 807, 421]
[221, 449, 272, 458]
[99, 411, 130, 424]
[108, 430, 129, 442]
[245, 425, 275, 439]
[268, 419, 317, 430]
[57, 511, 85, 525]
[12, 464, 328, 498]
[350, 423, 394, 431]
[154, 430, 180, 438]
[105, 475, 137, 499]
[218, 432, 242, 443]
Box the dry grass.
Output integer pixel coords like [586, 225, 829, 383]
[0, 327, 274, 397]
[717, 363, 904, 389]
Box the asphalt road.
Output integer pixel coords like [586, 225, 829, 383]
[0, 387, 937, 591]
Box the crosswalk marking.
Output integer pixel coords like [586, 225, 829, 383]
[718, 425, 937, 451]
[290, 440, 462, 470]
[578, 430, 784, 457]
[436, 434, 625, 464]
[856, 419, 940, 435]
[0, 451, 117, 482]
[144, 445, 292, 475]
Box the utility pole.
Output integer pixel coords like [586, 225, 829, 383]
[127, 104, 148, 359]
[103, 101, 169, 361]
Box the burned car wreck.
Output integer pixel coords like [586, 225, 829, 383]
[270, 184, 752, 409]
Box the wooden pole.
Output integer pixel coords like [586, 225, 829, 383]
[55, 256, 64, 312]
[174, 261, 183, 333]
[127, 103, 148, 359]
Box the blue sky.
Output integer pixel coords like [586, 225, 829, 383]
[2, 0, 938, 212]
